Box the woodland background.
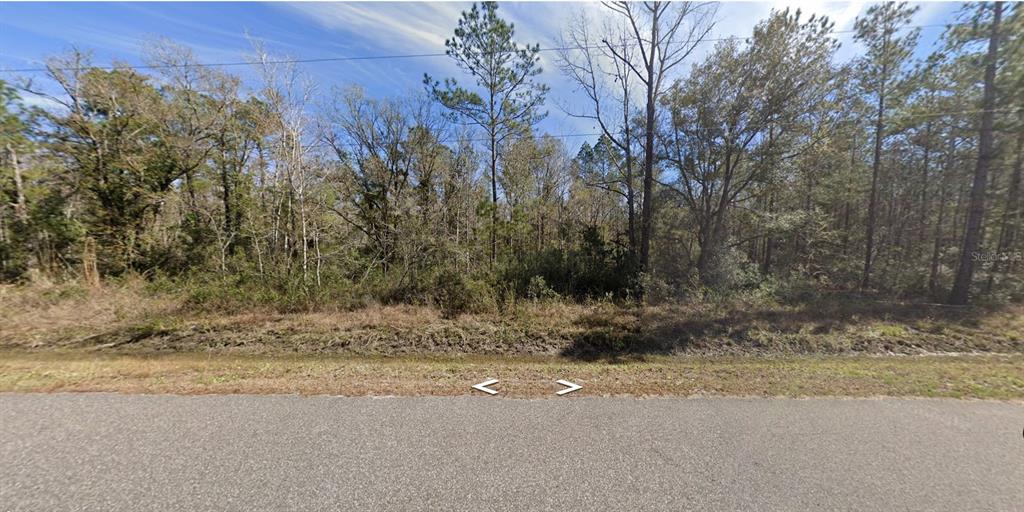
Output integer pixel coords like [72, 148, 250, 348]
[1, 2, 1021, 319]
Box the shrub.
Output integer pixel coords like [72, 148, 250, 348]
[431, 269, 496, 318]
[526, 275, 560, 301]
[501, 227, 638, 300]
[180, 271, 364, 313]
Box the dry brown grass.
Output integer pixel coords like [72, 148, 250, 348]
[4, 282, 1020, 399]
[0, 279, 179, 348]
[1, 281, 1022, 357]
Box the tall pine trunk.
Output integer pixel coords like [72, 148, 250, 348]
[949, 1, 1003, 305]
[863, 50, 888, 289]
[986, 113, 1024, 291]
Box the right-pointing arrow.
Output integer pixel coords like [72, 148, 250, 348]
[472, 379, 499, 395]
[555, 379, 582, 396]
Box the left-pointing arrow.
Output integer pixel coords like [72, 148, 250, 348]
[472, 379, 499, 395]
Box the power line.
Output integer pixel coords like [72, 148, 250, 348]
[0, 23, 949, 74]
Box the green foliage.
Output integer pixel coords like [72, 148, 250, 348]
[425, 1, 548, 133]
[853, 2, 920, 96]
[502, 227, 638, 300]
[526, 276, 559, 301]
[39, 65, 187, 273]
[423, 1, 550, 272]
[661, 8, 840, 290]
[180, 271, 364, 314]
[1, 6, 1022, 312]
[430, 268, 497, 318]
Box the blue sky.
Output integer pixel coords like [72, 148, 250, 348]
[0, 1, 960, 145]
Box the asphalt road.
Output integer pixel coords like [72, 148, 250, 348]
[1, 394, 1022, 511]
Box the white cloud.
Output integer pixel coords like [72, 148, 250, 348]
[285, 2, 467, 52]
[772, 1, 866, 29]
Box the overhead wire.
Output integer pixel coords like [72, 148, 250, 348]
[3, 19, 1005, 150]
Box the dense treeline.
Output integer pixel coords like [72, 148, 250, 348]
[0, 2, 1021, 312]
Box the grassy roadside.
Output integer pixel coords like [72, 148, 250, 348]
[2, 351, 1022, 400]
[4, 280, 1023, 357]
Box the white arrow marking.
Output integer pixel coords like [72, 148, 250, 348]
[556, 379, 582, 395]
[472, 379, 499, 395]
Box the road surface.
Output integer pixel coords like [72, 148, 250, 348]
[1, 394, 1021, 511]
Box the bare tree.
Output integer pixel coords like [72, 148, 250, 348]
[558, 11, 640, 256]
[250, 40, 316, 283]
[601, 1, 717, 279]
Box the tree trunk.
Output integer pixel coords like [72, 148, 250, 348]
[929, 139, 955, 297]
[7, 145, 27, 223]
[7, 144, 37, 275]
[639, 81, 655, 277]
[929, 182, 949, 297]
[489, 127, 498, 268]
[639, 9, 659, 283]
[918, 121, 932, 251]
[842, 133, 856, 257]
[625, 126, 636, 260]
[220, 157, 234, 255]
[949, 1, 1002, 305]
[986, 112, 1023, 291]
[761, 191, 774, 274]
[862, 55, 888, 289]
